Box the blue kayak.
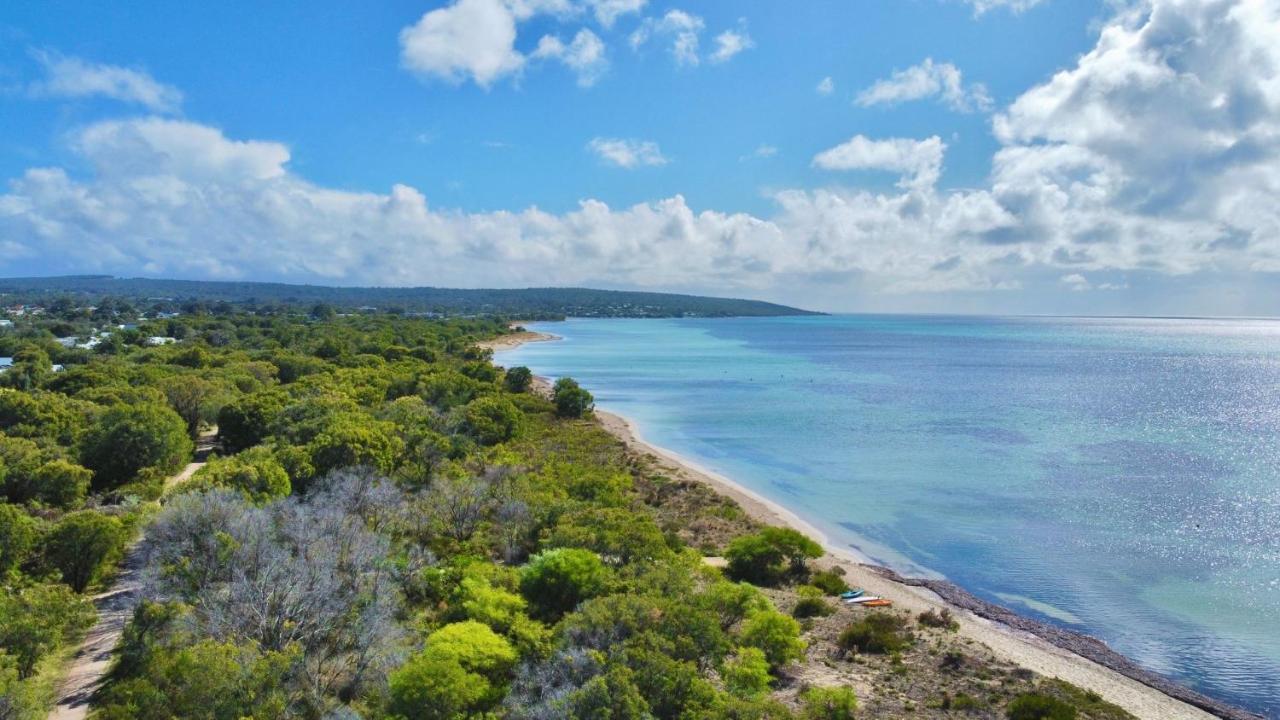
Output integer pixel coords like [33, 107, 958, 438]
[840, 589, 865, 600]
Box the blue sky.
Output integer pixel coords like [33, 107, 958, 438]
[2, 0, 1280, 315]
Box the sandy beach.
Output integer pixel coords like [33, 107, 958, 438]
[490, 329, 1250, 720]
[477, 329, 560, 351]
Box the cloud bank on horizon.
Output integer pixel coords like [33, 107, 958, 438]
[2, 0, 1279, 314]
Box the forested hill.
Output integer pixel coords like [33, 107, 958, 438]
[0, 276, 819, 319]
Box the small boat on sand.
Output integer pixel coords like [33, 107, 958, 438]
[844, 595, 881, 604]
[861, 598, 893, 608]
[839, 589, 864, 600]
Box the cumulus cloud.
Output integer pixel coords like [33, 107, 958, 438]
[587, 137, 668, 167]
[399, 0, 622, 87]
[533, 29, 608, 86]
[630, 10, 704, 66]
[813, 135, 947, 189]
[987, 0, 1280, 275]
[399, 0, 526, 87]
[584, 0, 646, 27]
[5, 0, 1280, 306]
[856, 58, 992, 112]
[0, 117, 1022, 296]
[709, 28, 754, 63]
[816, 76, 835, 95]
[30, 51, 182, 113]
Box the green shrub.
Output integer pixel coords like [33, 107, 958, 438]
[553, 377, 594, 418]
[802, 686, 858, 719]
[95, 639, 296, 720]
[1007, 693, 1078, 720]
[0, 504, 39, 575]
[187, 447, 290, 503]
[918, 607, 959, 631]
[307, 415, 403, 476]
[738, 609, 805, 670]
[808, 569, 849, 596]
[792, 596, 834, 619]
[0, 582, 95, 677]
[216, 390, 286, 453]
[503, 366, 533, 393]
[567, 666, 651, 719]
[80, 403, 193, 489]
[520, 548, 611, 621]
[837, 613, 913, 654]
[722, 647, 772, 697]
[725, 527, 823, 586]
[388, 621, 518, 720]
[462, 395, 524, 445]
[42, 510, 128, 592]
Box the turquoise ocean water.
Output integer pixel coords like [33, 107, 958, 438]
[498, 315, 1280, 716]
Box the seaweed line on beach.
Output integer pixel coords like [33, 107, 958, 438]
[867, 566, 1264, 720]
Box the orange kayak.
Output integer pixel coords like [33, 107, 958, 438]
[861, 598, 893, 608]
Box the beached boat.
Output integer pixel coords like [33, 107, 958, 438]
[861, 599, 893, 608]
[844, 595, 881, 604]
[840, 589, 864, 600]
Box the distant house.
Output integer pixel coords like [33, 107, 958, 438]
[146, 336, 178, 346]
[55, 336, 79, 348]
[0, 319, 12, 328]
[51, 364, 65, 373]
[0, 357, 12, 374]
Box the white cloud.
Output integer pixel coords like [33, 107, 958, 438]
[964, 0, 1046, 15]
[630, 10, 704, 66]
[816, 76, 835, 95]
[533, 29, 608, 86]
[813, 135, 947, 189]
[399, 0, 525, 87]
[505, 0, 577, 20]
[584, 0, 646, 27]
[1060, 273, 1091, 291]
[5, 1, 1280, 308]
[75, 118, 289, 181]
[399, 0, 618, 87]
[856, 58, 992, 112]
[0, 117, 1023, 296]
[709, 28, 754, 63]
[587, 137, 668, 167]
[30, 51, 182, 113]
[986, 0, 1280, 275]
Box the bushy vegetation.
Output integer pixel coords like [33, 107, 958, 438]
[918, 607, 960, 631]
[1007, 692, 1079, 720]
[725, 527, 823, 586]
[801, 686, 858, 719]
[837, 613, 914, 655]
[0, 302, 1130, 720]
[0, 306, 821, 719]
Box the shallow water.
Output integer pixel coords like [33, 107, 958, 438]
[499, 315, 1280, 716]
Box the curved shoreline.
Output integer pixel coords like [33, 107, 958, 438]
[488, 328, 1259, 720]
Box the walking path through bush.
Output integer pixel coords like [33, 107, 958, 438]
[47, 430, 217, 720]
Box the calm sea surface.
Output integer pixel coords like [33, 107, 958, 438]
[499, 315, 1280, 716]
